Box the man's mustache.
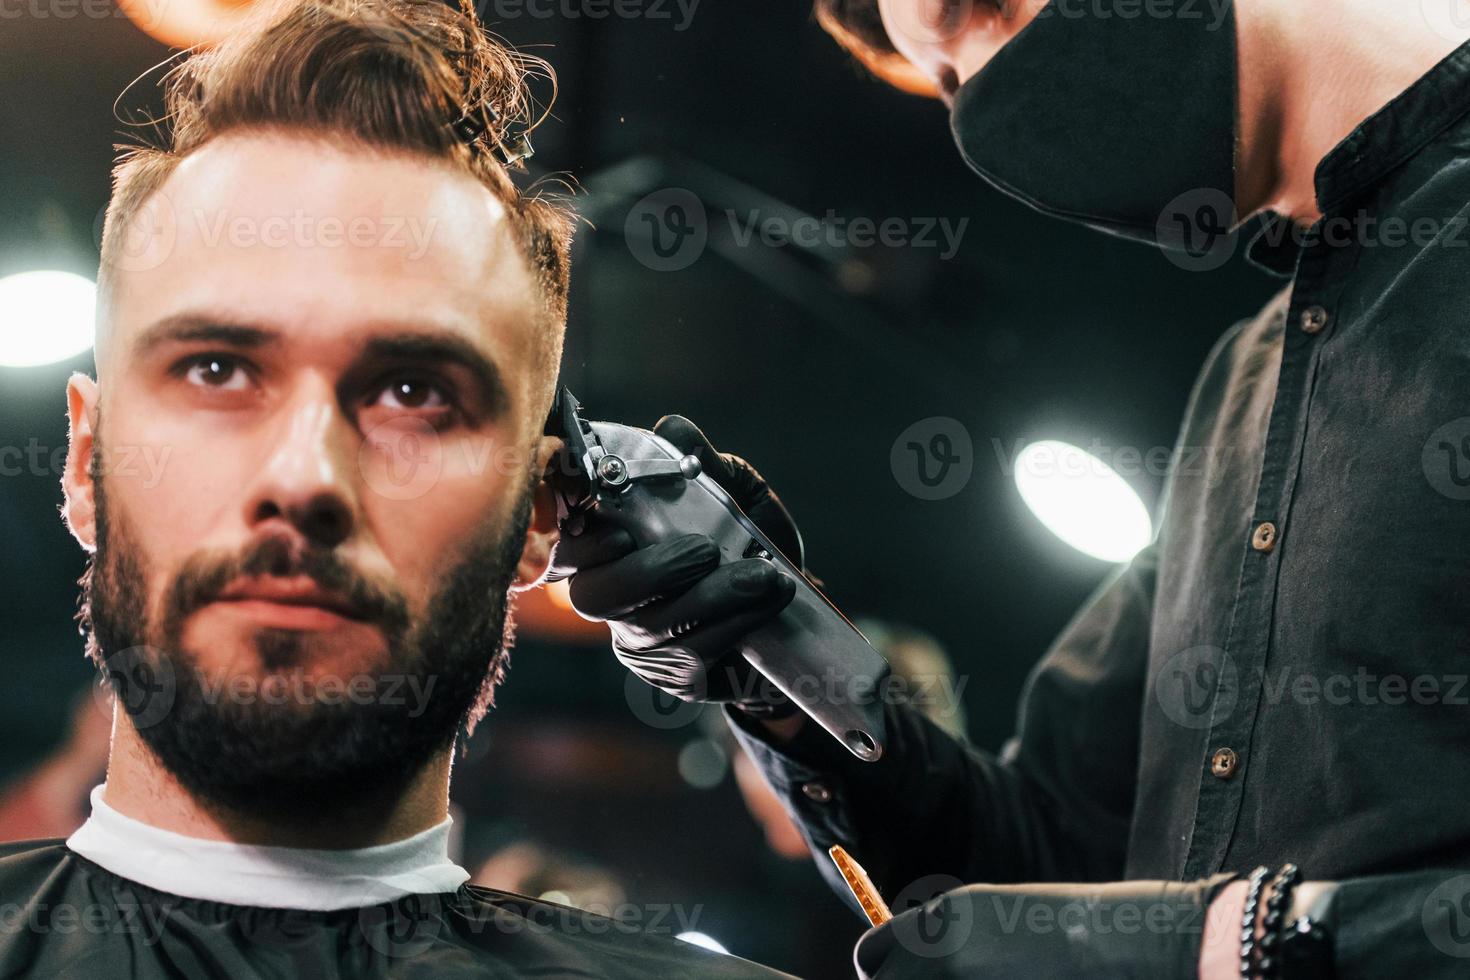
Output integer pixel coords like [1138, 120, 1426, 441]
[162, 533, 410, 633]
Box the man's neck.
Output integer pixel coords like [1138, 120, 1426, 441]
[1236, 0, 1470, 224]
[103, 710, 452, 849]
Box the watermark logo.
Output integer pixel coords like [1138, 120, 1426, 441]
[1419, 0, 1470, 44]
[1423, 417, 1470, 500]
[94, 193, 177, 274]
[1038, 0, 1233, 29]
[891, 417, 973, 500]
[625, 188, 708, 272]
[884, 0, 974, 45]
[622, 671, 705, 730]
[359, 886, 446, 959]
[886, 876, 973, 959]
[94, 645, 176, 730]
[1423, 875, 1470, 957]
[359, 418, 444, 501]
[1157, 188, 1238, 272]
[479, 0, 701, 31]
[726, 210, 968, 260]
[1154, 645, 1236, 730]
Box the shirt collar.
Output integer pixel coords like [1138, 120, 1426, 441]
[1246, 38, 1470, 276]
[1314, 39, 1470, 213]
[66, 784, 470, 911]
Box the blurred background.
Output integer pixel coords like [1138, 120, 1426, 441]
[0, 2, 1281, 976]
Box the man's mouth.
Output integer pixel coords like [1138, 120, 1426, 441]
[211, 576, 369, 631]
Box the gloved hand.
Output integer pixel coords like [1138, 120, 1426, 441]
[853, 874, 1240, 980]
[547, 416, 801, 714]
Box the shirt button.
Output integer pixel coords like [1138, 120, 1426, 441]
[1251, 521, 1278, 552]
[1210, 747, 1239, 779]
[1300, 305, 1330, 335]
[801, 781, 833, 803]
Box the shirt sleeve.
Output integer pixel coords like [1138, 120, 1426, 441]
[1312, 869, 1470, 977]
[726, 542, 1156, 912]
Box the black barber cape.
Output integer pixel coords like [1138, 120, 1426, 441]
[0, 841, 791, 978]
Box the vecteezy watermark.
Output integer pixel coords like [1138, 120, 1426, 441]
[987, 893, 1208, 938]
[361, 891, 707, 958]
[1423, 875, 1470, 958]
[624, 188, 709, 272]
[884, 0, 1231, 49]
[1154, 647, 1470, 731]
[891, 418, 974, 501]
[1154, 645, 1238, 731]
[882, 0, 975, 45]
[886, 875, 973, 959]
[360, 418, 446, 503]
[623, 188, 971, 272]
[0, 899, 174, 943]
[188, 208, 440, 259]
[1038, 0, 1233, 29]
[195, 669, 439, 716]
[96, 197, 443, 273]
[1419, 0, 1470, 44]
[991, 436, 1235, 490]
[1157, 187, 1239, 272]
[93, 646, 176, 730]
[0, 0, 143, 20]
[1159, 193, 1470, 273]
[725, 210, 969, 261]
[357, 426, 583, 501]
[623, 673, 708, 730]
[477, 0, 700, 31]
[623, 665, 969, 731]
[1423, 417, 1470, 500]
[0, 439, 173, 487]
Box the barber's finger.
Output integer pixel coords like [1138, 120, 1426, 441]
[615, 597, 795, 702]
[653, 416, 737, 485]
[545, 524, 637, 581]
[654, 415, 803, 566]
[613, 560, 796, 652]
[632, 586, 794, 668]
[567, 533, 720, 621]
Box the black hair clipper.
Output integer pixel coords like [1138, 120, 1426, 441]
[545, 388, 889, 761]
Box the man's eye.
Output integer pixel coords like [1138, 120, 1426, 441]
[182, 355, 249, 391]
[372, 378, 449, 412]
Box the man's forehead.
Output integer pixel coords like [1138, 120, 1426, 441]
[106, 130, 538, 369]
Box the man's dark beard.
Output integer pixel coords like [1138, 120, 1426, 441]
[78, 442, 533, 821]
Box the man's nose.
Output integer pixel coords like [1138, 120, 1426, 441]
[245, 388, 360, 550]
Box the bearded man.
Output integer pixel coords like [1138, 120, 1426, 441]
[0, 1, 783, 975]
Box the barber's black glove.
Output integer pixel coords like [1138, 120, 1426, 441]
[853, 874, 1240, 980]
[547, 416, 800, 714]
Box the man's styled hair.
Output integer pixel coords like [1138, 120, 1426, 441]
[97, 0, 574, 394]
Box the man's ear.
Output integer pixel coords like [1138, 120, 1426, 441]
[511, 435, 563, 592]
[63, 373, 100, 552]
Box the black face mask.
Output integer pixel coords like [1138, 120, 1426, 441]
[949, 0, 1239, 252]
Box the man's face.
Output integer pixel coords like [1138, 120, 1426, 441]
[68, 131, 558, 814]
[876, 0, 1047, 101]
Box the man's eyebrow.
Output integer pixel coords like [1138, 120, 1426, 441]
[360, 332, 509, 413]
[131, 315, 279, 359]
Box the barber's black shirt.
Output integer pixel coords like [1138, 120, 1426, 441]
[732, 37, 1470, 978]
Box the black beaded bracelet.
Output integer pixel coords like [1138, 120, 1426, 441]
[1239, 865, 1271, 978]
[1257, 864, 1301, 978]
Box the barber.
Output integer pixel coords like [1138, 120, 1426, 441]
[553, 0, 1470, 975]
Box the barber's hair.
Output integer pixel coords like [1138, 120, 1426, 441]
[98, 0, 574, 381]
[813, 0, 937, 96]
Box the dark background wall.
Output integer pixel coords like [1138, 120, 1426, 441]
[0, 3, 1281, 976]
